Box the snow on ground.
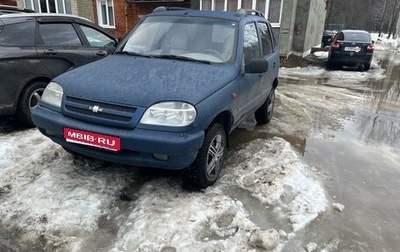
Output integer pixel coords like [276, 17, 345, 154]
[372, 33, 400, 50]
[0, 128, 329, 251]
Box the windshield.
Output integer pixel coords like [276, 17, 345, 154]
[121, 16, 237, 63]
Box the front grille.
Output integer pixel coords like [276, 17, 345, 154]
[64, 96, 136, 124]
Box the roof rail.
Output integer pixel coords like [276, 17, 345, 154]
[236, 9, 265, 18]
[152, 6, 191, 13]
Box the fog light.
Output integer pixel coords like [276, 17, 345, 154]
[153, 153, 168, 161]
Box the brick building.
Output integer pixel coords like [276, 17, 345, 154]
[93, 0, 190, 39]
[15, 0, 94, 21]
[14, 0, 328, 56]
[0, 0, 17, 6]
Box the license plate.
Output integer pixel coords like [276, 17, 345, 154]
[64, 128, 121, 152]
[344, 46, 360, 52]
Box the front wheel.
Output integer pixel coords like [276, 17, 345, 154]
[16, 81, 48, 127]
[184, 123, 227, 189]
[255, 88, 275, 124]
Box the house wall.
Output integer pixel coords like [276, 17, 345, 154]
[95, 0, 190, 40]
[15, 0, 24, 8]
[292, 0, 325, 56]
[72, 0, 94, 21]
[1, 0, 17, 6]
[15, 0, 93, 19]
[93, 0, 128, 39]
[278, 0, 297, 57]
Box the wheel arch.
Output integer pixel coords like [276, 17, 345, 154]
[17, 77, 51, 108]
[273, 77, 279, 90]
[206, 110, 233, 148]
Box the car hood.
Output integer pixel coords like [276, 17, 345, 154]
[55, 55, 238, 107]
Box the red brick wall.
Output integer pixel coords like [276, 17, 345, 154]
[93, 0, 190, 40]
[0, 0, 17, 6]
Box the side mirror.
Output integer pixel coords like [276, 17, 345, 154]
[245, 58, 269, 74]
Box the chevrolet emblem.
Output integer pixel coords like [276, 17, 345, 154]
[89, 105, 103, 113]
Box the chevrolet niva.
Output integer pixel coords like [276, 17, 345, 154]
[32, 7, 280, 189]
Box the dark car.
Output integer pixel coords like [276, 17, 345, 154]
[32, 7, 280, 189]
[327, 29, 374, 71]
[0, 4, 35, 15]
[0, 13, 117, 126]
[321, 30, 336, 47]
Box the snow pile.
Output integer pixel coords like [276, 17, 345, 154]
[373, 33, 400, 51]
[0, 129, 328, 251]
[313, 51, 328, 60]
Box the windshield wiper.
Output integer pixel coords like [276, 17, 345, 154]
[115, 51, 152, 58]
[153, 54, 211, 64]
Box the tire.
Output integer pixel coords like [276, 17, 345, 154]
[16, 81, 48, 127]
[364, 63, 371, 71]
[184, 123, 227, 189]
[255, 88, 275, 124]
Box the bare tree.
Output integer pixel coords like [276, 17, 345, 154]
[379, 0, 389, 36]
[386, 0, 400, 38]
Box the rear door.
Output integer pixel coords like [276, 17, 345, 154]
[0, 19, 41, 112]
[257, 21, 279, 97]
[75, 23, 116, 61]
[236, 22, 263, 122]
[36, 17, 95, 77]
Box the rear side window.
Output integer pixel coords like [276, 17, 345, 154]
[79, 25, 115, 47]
[38, 23, 82, 46]
[243, 22, 261, 64]
[258, 22, 274, 56]
[0, 21, 35, 46]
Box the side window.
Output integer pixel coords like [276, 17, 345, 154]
[38, 23, 82, 46]
[0, 22, 35, 46]
[79, 25, 115, 47]
[336, 32, 344, 41]
[243, 23, 261, 65]
[258, 22, 273, 56]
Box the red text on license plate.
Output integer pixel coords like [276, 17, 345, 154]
[64, 128, 121, 151]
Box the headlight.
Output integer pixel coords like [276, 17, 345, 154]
[41, 82, 63, 108]
[140, 102, 196, 126]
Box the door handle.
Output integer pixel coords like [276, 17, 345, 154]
[96, 51, 106, 56]
[44, 49, 58, 55]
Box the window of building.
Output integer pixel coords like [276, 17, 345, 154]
[200, 0, 283, 27]
[97, 0, 115, 28]
[24, 0, 72, 14]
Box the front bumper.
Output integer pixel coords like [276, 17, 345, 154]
[32, 106, 204, 170]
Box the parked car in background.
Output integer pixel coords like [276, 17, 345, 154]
[321, 30, 336, 47]
[32, 7, 280, 189]
[0, 13, 117, 126]
[0, 4, 35, 15]
[327, 29, 374, 71]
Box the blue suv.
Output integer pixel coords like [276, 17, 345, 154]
[32, 7, 280, 189]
